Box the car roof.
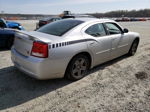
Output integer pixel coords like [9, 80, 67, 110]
[66, 18, 115, 23]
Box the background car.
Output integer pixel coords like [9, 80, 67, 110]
[0, 18, 24, 30]
[115, 17, 130, 22]
[36, 17, 61, 29]
[0, 28, 15, 48]
[36, 14, 95, 29]
[11, 18, 140, 80]
[60, 10, 95, 19]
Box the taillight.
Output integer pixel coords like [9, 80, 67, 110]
[31, 41, 48, 58]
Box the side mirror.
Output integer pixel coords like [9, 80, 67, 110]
[123, 28, 129, 33]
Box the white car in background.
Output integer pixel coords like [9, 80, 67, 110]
[11, 18, 140, 80]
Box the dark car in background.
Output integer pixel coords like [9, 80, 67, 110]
[0, 28, 15, 48]
[36, 14, 96, 29]
[0, 18, 24, 30]
[36, 17, 61, 29]
[115, 17, 130, 22]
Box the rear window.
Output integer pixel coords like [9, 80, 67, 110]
[37, 19, 84, 36]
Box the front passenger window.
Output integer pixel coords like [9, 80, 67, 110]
[105, 23, 122, 35]
[85, 23, 106, 37]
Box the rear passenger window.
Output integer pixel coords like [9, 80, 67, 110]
[105, 23, 122, 35]
[85, 23, 106, 37]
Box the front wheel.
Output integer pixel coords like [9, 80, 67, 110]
[66, 55, 90, 81]
[128, 39, 139, 56]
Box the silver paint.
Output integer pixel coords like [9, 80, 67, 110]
[11, 18, 140, 79]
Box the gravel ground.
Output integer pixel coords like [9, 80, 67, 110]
[0, 21, 150, 112]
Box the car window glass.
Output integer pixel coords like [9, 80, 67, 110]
[0, 20, 6, 28]
[85, 23, 106, 37]
[37, 19, 84, 36]
[105, 23, 121, 35]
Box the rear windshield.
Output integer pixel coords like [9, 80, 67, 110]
[37, 19, 84, 36]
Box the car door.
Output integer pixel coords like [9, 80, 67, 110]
[82, 23, 112, 66]
[0, 29, 8, 47]
[104, 22, 130, 59]
[0, 29, 14, 48]
[0, 19, 7, 28]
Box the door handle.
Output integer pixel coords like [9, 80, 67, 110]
[112, 38, 117, 40]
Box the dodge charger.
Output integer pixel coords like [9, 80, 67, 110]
[11, 18, 140, 80]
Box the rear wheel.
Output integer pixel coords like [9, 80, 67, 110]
[128, 39, 139, 56]
[66, 55, 90, 80]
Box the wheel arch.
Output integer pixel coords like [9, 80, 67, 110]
[131, 36, 140, 46]
[64, 51, 92, 77]
[134, 37, 140, 43]
[128, 36, 140, 56]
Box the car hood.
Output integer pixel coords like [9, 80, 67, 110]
[6, 21, 25, 30]
[6, 21, 20, 26]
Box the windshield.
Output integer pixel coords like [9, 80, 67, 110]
[37, 19, 84, 36]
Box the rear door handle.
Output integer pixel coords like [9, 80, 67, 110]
[112, 38, 118, 40]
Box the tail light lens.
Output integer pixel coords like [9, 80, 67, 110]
[31, 41, 48, 58]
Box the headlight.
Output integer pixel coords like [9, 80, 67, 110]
[19, 26, 22, 28]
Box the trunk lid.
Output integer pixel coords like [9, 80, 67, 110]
[14, 30, 59, 57]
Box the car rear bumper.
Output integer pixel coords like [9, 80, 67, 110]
[11, 47, 65, 79]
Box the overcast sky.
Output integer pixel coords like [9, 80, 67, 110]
[0, 0, 150, 14]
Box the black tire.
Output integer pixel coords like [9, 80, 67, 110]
[128, 39, 139, 56]
[65, 54, 90, 81]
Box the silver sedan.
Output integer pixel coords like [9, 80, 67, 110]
[11, 18, 140, 80]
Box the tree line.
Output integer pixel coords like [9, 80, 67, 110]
[88, 9, 150, 18]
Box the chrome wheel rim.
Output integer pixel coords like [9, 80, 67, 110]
[71, 58, 88, 79]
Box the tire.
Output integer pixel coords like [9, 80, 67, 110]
[66, 54, 90, 81]
[128, 39, 139, 56]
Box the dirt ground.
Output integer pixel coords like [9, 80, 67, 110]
[0, 21, 150, 112]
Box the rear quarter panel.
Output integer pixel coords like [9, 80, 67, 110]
[47, 34, 91, 76]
